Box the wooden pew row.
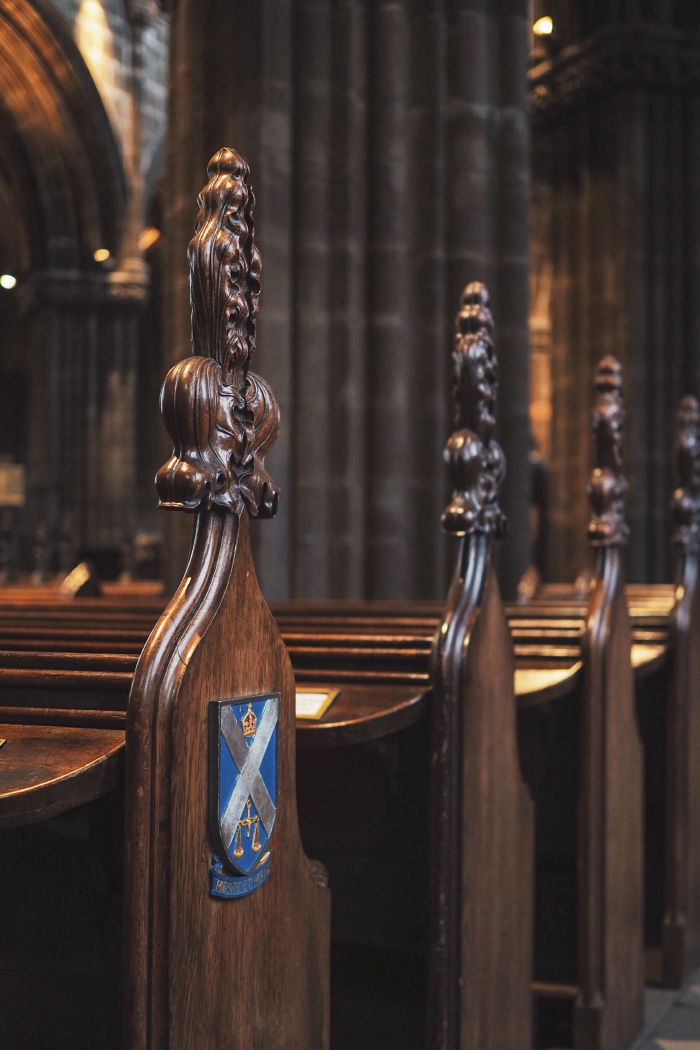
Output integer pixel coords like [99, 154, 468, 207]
[213, 351, 645, 1049]
[278, 388, 692, 1020]
[0, 618, 654, 720]
[0, 178, 533, 1048]
[0, 281, 533, 1050]
[531, 356, 644, 1048]
[514, 396, 700, 990]
[0, 325, 650, 1041]
[1, 149, 335, 1050]
[0, 213, 680, 1050]
[0, 607, 669, 1035]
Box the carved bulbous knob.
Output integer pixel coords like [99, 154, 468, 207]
[587, 356, 628, 548]
[441, 281, 506, 539]
[672, 394, 700, 553]
[156, 148, 280, 521]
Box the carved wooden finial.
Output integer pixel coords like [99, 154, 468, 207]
[671, 394, 700, 553]
[441, 281, 507, 538]
[156, 148, 280, 519]
[188, 147, 261, 385]
[587, 355, 629, 547]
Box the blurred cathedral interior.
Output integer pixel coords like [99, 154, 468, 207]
[2, 2, 700, 1049]
[1, 0, 697, 601]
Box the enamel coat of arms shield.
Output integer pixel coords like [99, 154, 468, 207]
[208, 692, 279, 897]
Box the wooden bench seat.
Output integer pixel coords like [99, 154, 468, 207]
[0, 722, 124, 830]
[0, 244, 692, 1050]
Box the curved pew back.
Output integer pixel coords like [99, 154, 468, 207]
[429, 283, 534, 1050]
[123, 149, 330, 1050]
[665, 394, 700, 984]
[576, 357, 644, 1050]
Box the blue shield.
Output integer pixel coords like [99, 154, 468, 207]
[209, 693, 279, 876]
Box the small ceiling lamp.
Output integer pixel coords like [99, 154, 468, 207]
[94, 247, 111, 263]
[0, 274, 17, 290]
[533, 16, 554, 36]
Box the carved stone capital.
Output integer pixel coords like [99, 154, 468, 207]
[156, 147, 280, 519]
[530, 23, 700, 129]
[442, 282, 507, 538]
[587, 356, 629, 548]
[671, 395, 700, 553]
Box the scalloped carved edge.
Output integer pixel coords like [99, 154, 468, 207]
[441, 282, 507, 538]
[672, 394, 700, 554]
[156, 147, 280, 518]
[587, 355, 629, 548]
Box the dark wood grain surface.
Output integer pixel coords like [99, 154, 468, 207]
[0, 722, 123, 829]
[123, 148, 330, 1050]
[574, 358, 644, 1050]
[428, 284, 534, 1050]
[126, 512, 331, 1050]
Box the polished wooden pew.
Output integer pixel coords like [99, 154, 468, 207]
[515, 395, 700, 991]
[289, 358, 643, 1050]
[427, 282, 533, 1050]
[572, 357, 643, 1048]
[277, 360, 647, 1050]
[0, 334, 659, 1049]
[0, 304, 663, 1050]
[663, 395, 700, 987]
[0, 147, 332, 1050]
[293, 357, 646, 1050]
[0, 282, 537, 1050]
[123, 146, 331, 1050]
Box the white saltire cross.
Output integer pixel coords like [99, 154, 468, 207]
[219, 696, 278, 852]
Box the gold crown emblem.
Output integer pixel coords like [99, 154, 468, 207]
[241, 701, 257, 738]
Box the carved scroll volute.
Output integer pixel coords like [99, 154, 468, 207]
[442, 282, 507, 539]
[156, 147, 280, 519]
[672, 395, 700, 555]
[587, 356, 629, 548]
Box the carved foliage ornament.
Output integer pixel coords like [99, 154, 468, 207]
[587, 356, 629, 548]
[442, 282, 507, 538]
[156, 148, 280, 519]
[671, 395, 700, 554]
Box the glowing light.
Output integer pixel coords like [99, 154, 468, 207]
[0, 274, 17, 290]
[76, 1, 119, 134]
[533, 16, 554, 35]
[94, 248, 111, 263]
[138, 226, 161, 252]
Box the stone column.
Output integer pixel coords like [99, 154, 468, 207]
[165, 0, 532, 599]
[24, 270, 144, 551]
[531, 17, 700, 580]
